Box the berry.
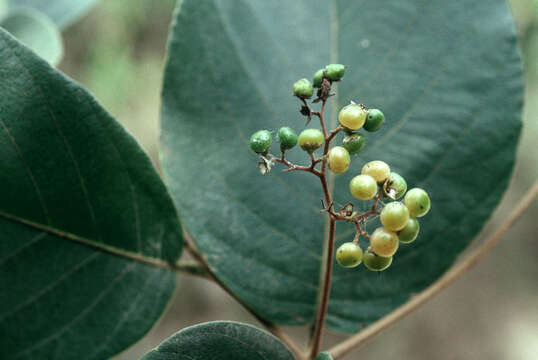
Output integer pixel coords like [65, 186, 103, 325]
[298, 129, 324, 153]
[363, 248, 392, 271]
[404, 188, 431, 217]
[277, 127, 298, 150]
[293, 78, 314, 99]
[324, 64, 346, 81]
[338, 104, 367, 130]
[363, 109, 385, 132]
[342, 133, 366, 155]
[250, 130, 272, 154]
[327, 146, 350, 174]
[349, 174, 377, 200]
[380, 202, 410, 231]
[398, 218, 420, 244]
[336, 242, 363, 268]
[313, 69, 325, 88]
[370, 227, 399, 257]
[383, 172, 407, 200]
[361, 160, 390, 183]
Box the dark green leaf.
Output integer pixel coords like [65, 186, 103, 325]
[0, 28, 182, 358]
[7, 0, 96, 28]
[142, 321, 296, 360]
[1, 8, 62, 64]
[315, 352, 333, 360]
[161, 0, 523, 332]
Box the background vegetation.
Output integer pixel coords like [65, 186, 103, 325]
[57, 1, 538, 358]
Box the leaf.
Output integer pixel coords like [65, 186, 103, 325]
[315, 352, 333, 360]
[161, 0, 523, 333]
[0, 0, 6, 19]
[142, 321, 296, 360]
[7, 0, 96, 28]
[1, 8, 63, 65]
[0, 29, 182, 358]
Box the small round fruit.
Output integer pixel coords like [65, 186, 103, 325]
[293, 78, 314, 98]
[313, 69, 325, 88]
[342, 133, 366, 155]
[349, 174, 377, 200]
[336, 242, 363, 268]
[338, 104, 367, 130]
[361, 160, 390, 183]
[277, 127, 298, 150]
[404, 188, 431, 217]
[324, 64, 346, 81]
[363, 109, 385, 132]
[370, 227, 399, 257]
[363, 248, 392, 271]
[380, 202, 410, 231]
[383, 172, 407, 200]
[250, 130, 272, 154]
[328, 146, 350, 174]
[298, 129, 324, 153]
[398, 218, 420, 244]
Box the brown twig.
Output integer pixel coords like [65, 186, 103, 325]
[328, 179, 538, 359]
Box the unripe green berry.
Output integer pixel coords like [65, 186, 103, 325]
[398, 218, 420, 244]
[293, 78, 314, 99]
[380, 202, 410, 231]
[370, 227, 399, 257]
[363, 248, 392, 271]
[328, 146, 350, 174]
[404, 188, 431, 217]
[362, 160, 390, 184]
[277, 127, 298, 150]
[338, 104, 367, 130]
[342, 133, 366, 155]
[383, 172, 407, 200]
[349, 174, 377, 200]
[336, 242, 363, 268]
[313, 69, 325, 88]
[298, 129, 324, 153]
[250, 130, 272, 154]
[364, 109, 385, 132]
[324, 64, 346, 81]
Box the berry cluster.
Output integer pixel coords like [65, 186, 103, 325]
[249, 64, 431, 272]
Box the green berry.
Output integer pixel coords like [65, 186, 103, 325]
[293, 78, 314, 99]
[380, 202, 410, 231]
[404, 188, 431, 217]
[361, 160, 390, 184]
[363, 248, 392, 271]
[338, 104, 367, 130]
[383, 172, 407, 200]
[277, 127, 298, 150]
[342, 133, 366, 155]
[364, 109, 385, 132]
[250, 130, 272, 154]
[298, 129, 324, 153]
[336, 242, 363, 268]
[370, 227, 399, 257]
[313, 69, 325, 88]
[324, 64, 346, 81]
[398, 218, 420, 244]
[349, 174, 377, 200]
[328, 146, 350, 174]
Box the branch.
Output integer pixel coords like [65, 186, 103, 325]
[328, 179, 538, 359]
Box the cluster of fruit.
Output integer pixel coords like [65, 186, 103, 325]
[248, 63, 431, 272]
[338, 162, 431, 271]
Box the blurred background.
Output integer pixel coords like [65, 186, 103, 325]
[57, 1, 538, 359]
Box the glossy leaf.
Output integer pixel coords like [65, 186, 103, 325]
[8, 0, 96, 28]
[1, 8, 63, 65]
[161, 0, 523, 332]
[0, 29, 182, 358]
[142, 321, 296, 360]
[315, 352, 334, 360]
